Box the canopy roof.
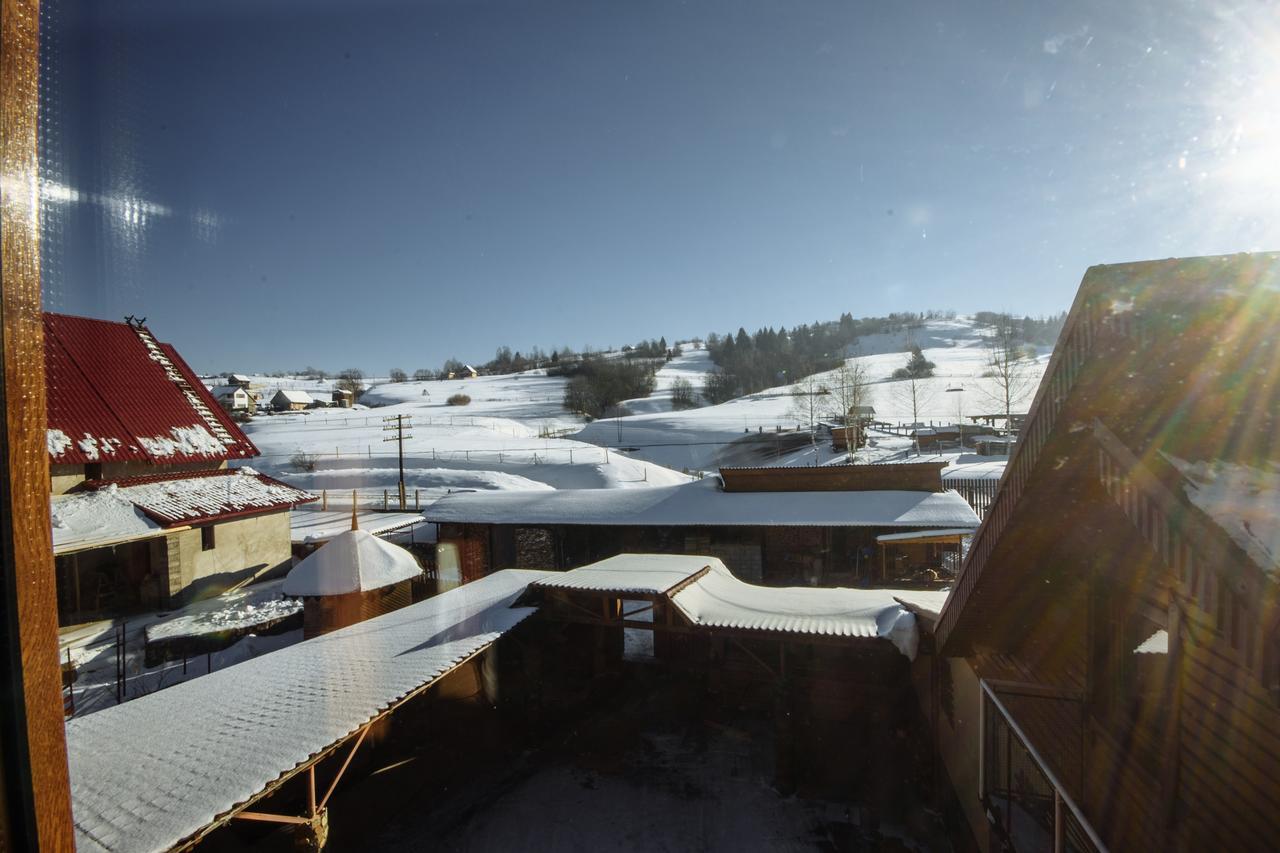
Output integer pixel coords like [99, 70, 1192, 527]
[427, 477, 979, 529]
[532, 554, 928, 657]
[283, 529, 423, 596]
[67, 570, 550, 853]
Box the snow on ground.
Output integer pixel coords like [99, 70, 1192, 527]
[620, 348, 717, 414]
[243, 371, 693, 507]
[144, 580, 299, 644]
[61, 580, 304, 717]
[576, 316, 1048, 472]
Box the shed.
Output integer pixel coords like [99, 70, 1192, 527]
[283, 527, 423, 637]
[271, 388, 313, 411]
[331, 388, 354, 407]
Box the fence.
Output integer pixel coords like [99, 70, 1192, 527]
[946, 476, 1001, 519]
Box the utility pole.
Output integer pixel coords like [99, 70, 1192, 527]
[383, 414, 413, 509]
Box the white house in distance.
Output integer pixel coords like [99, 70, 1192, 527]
[271, 388, 313, 411]
[209, 384, 252, 412]
[44, 312, 316, 625]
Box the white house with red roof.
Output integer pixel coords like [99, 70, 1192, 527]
[44, 313, 315, 624]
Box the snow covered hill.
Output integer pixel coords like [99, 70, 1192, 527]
[575, 316, 1050, 471]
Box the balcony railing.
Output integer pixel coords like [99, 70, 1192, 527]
[980, 680, 1107, 853]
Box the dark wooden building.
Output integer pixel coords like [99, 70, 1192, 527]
[916, 252, 1280, 852]
[428, 463, 979, 588]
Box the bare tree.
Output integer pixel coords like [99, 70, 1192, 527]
[336, 368, 365, 399]
[389, 367, 407, 383]
[788, 373, 829, 447]
[821, 362, 869, 462]
[979, 317, 1037, 431]
[890, 375, 937, 456]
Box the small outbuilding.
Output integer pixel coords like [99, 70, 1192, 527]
[331, 388, 354, 407]
[282, 523, 424, 637]
[271, 388, 313, 411]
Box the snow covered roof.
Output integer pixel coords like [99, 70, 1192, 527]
[532, 554, 929, 658]
[208, 385, 247, 398]
[532, 554, 712, 597]
[65, 569, 552, 853]
[44, 313, 258, 465]
[1161, 455, 1279, 575]
[79, 468, 315, 527]
[289, 508, 428, 544]
[426, 477, 979, 529]
[50, 487, 167, 555]
[272, 388, 313, 404]
[283, 529, 423, 596]
[875, 528, 973, 543]
[668, 560, 923, 656]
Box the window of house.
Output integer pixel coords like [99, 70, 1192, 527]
[200, 526, 215, 552]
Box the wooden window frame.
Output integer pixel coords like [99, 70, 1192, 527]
[1, 0, 77, 847]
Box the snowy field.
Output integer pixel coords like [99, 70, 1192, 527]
[241, 370, 693, 507]
[231, 317, 1043, 504]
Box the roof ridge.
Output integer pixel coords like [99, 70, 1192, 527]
[131, 326, 237, 446]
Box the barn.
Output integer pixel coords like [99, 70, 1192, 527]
[271, 388, 313, 411]
[917, 252, 1280, 852]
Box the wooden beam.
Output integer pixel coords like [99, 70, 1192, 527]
[318, 723, 370, 811]
[0, 0, 76, 848]
[233, 811, 311, 827]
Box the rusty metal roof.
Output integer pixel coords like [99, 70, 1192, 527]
[44, 313, 259, 466]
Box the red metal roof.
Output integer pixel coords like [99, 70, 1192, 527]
[80, 468, 316, 527]
[44, 313, 259, 466]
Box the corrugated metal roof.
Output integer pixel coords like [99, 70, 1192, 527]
[532, 554, 712, 596]
[44, 313, 259, 466]
[81, 468, 315, 527]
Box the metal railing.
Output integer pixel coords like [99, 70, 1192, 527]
[980, 679, 1107, 853]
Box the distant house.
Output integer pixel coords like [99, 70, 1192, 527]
[209, 384, 252, 413]
[271, 388, 313, 411]
[848, 404, 876, 424]
[226, 373, 253, 388]
[44, 313, 315, 625]
[331, 388, 354, 408]
[427, 463, 978, 587]
[448, 364, 479, 380]
[920, 253, 1280, 852]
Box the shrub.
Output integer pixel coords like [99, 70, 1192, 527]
[447, 393, 471, 406]
[290, 450, 319, 472]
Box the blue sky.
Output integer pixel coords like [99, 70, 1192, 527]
[39, 0, 1280, 373]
